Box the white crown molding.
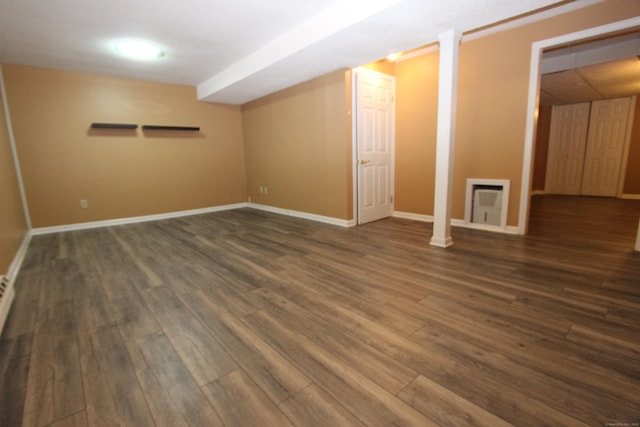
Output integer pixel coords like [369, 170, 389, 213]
[399, 0, 603, 62]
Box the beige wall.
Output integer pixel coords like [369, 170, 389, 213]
[394, 0, 640, 226]
[0, 75, 28, 274]
[242, 69, 352, 220]
[3, 0, 638, 236]
[363, 60, 396, 76]
[2, 65, 247, 228]
[395, 51, 439, 215]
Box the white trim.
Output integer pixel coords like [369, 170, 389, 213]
[0, 232, 31, 334]
[7, 232, 31, 280]
[620, 194, 640, 200]
[451, 219, 519, 235]
[0, 66, 32, 229]
[395, 210, 519, 235]
[30, 203, 249, 235]
[351, 69, 358, 226]
[463, 0, 603, 43]
[393, 211, 433, 222]
[399, 0, 602, 62]
[29, 202, 355, 236]
[249, 203, 356, 227]
[0, 277, 14, 335]
[520, 17, 640, 235]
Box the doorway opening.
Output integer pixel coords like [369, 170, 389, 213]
[520, 17, 640, 249]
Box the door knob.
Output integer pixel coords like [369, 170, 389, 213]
[359, 159, 371, 165]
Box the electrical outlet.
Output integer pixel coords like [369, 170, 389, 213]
[80, 199, 89, 209]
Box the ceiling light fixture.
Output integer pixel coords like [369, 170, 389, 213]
[115, 40, 164, 60]
[386, 52, 403, 62]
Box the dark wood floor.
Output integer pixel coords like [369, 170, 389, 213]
[1, 195, 639, 426]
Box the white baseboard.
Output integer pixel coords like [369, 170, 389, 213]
[249, 203, 355, 227]
[8, 232, 31, 279]
[394, 211, 518, 234]
[0, 231, 31, 334]
[30, 203, 250, 235]
[451, 219, 519, 235]
[393, 211, 434, 222]
[620, 194, 640, 200]
[30, 202, 355, 236]
[0, 276, 14, 335]
[533, 192, 640, 200]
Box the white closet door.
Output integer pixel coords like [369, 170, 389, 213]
[581, 97, 631, 197]
[545, 102, 591, 195]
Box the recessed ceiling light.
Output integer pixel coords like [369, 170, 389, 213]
[115, 40, 164, 60]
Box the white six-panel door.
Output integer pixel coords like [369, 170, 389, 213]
[581, 97, 631, 196]
[545, 102, 591, 195]
[356, 69, 395, 224]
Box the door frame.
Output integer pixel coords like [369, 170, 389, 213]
[520, 16, 640, 235]
[351, 67, 396, 225]
[617, 95, 636, 198]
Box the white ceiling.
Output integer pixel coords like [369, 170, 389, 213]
[1, 0, 578, 104]
[540, 31, 640, 105]
[540, 57, 640, 105]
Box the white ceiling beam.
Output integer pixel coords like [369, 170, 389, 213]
[197, 0, 404, 102]
[542, 33, 640, 74]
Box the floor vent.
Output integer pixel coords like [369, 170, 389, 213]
[0, 275, 15, 334]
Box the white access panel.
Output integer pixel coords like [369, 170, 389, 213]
[472, 189, 502, 226]
[464, 179, 511, 231]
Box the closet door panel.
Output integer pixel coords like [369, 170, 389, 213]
[545, 102, 591, 195]
[581, 97, 631, 196]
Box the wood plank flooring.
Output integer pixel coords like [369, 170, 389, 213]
[1, 194, 639, 426]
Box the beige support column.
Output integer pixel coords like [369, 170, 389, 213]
[430, 29, 461, 248]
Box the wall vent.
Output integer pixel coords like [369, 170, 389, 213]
[465, 179, 510, 231]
